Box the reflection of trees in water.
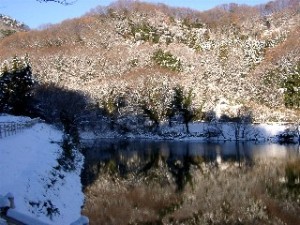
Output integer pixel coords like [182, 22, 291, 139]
[235, 142, 254, 168]
[81, 140, 258, 191]
[81, 139, 300, 191]
[167, 154, 194, 191]
[82, 141, 300, 225]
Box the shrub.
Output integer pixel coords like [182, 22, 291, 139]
[140, 87, 168, 131]
[182, 18, 204, 29]
[0, 29, 16, 38]
[219, 43, 229, 62]
[57, 136, 76, 171]
[130, 22, 160, 43]
[141, 102, 160, 130]
[152, 49, 182, 72]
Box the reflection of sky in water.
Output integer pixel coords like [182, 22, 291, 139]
[84, 140, 300, 164]
[250, 143, 299, 159]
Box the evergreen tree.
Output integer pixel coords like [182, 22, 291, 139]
[58, 110, 80, 171]
[168, 86, 194, 133]
[0, 59, 35, 115]
[283, 63, 300, 109]
[60, 110, 80, 146]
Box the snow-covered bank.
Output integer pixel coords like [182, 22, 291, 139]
[80, 121, 300, 142]
[0, 115, 32, 123]
[0, 115, 84, 225]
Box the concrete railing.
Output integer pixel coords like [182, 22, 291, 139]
[0, 193, 89, 225]
[0, 118, 41, 139]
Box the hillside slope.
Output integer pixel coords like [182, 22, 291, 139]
[0, 14, 28, 39]
[0, 0, 299, 122]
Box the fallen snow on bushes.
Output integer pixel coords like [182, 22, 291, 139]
[81, 121, 297, 142]
[0, 115, 84, 225]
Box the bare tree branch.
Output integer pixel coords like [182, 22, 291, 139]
[37, 0, 77, 5]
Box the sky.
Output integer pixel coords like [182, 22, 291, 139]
[0, 0, 270, 29]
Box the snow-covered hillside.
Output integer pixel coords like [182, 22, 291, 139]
[1, 1, 299, 123]
[0, 115, 84, 225]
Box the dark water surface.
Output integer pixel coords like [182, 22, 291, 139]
[81, 139, 300, 188]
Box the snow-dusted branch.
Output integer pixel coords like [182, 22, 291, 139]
[37, 0, 77, 5]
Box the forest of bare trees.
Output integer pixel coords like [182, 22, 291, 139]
[0, 0, 299, 129]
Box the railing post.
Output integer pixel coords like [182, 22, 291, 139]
[5, 124, 8, 137]
[0, 119, 39, 139]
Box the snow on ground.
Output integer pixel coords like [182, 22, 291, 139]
[0, 115, 84, 225]
[0, 114, 32, 123]
[81, 121, 296, 142]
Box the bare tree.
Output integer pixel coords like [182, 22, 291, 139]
[37, 0, 77, 5]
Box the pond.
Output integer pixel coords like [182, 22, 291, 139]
[81, 139, 299, 187]
[81, 140, 300, 225]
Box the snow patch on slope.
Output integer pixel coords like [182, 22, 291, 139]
[0, 115, 84, 225]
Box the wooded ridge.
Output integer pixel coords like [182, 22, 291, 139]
[0, 0, 299, 124]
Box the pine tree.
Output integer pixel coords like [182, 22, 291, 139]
[283, 62, 300, 109]
[0, 59, 35, 115]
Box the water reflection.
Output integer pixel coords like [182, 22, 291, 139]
[81, 139, 299, 190]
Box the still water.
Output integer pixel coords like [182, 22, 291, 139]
[81, 139, 300, 188]
[81, 140, 300, 225]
